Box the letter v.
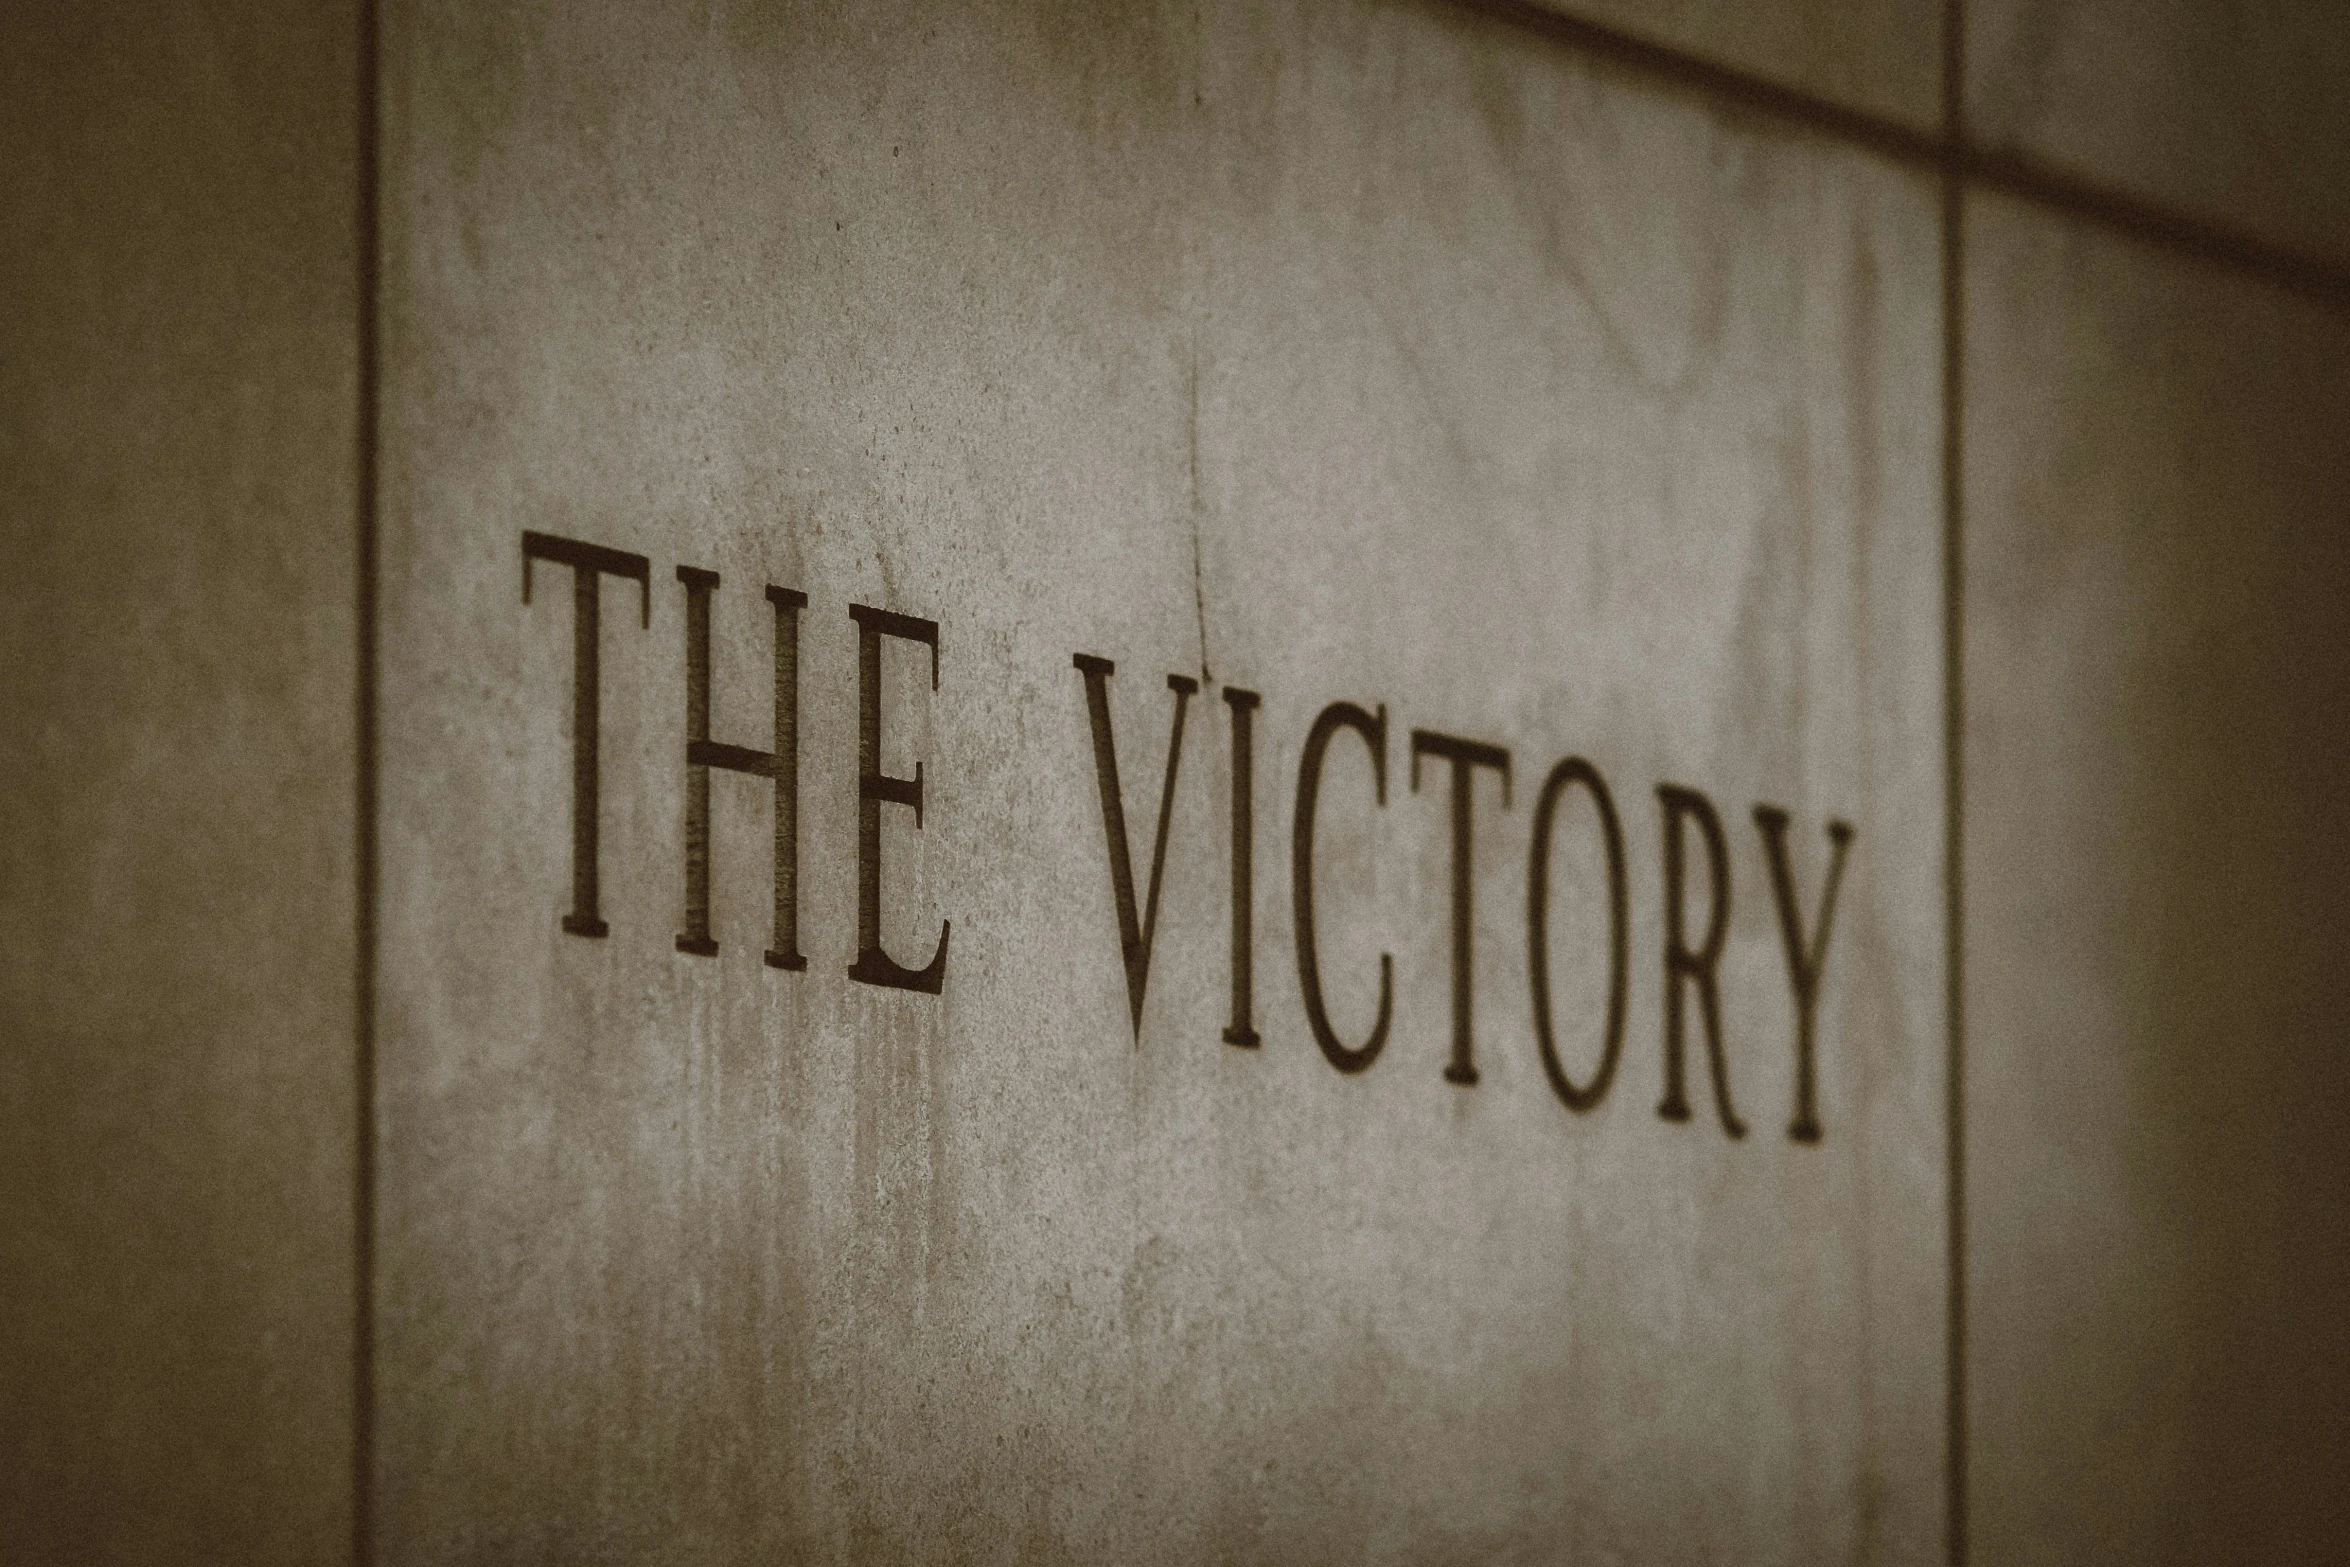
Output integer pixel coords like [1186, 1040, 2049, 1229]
[1073, 654, 1198, 1039]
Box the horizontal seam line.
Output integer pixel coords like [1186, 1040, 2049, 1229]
[1443, 0, 2350, 310]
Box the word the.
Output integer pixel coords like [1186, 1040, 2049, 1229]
[522, 530, 947, 993]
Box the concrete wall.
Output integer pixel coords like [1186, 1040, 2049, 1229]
[1958, 5, 2350, 1561]
[6, 0, 2347, 1562]
[1969, 0, 2350, 264]
[376, 1, 1939, 1558]
[0, 2, 361, 1561]
[1966, 198, 2350, 1566]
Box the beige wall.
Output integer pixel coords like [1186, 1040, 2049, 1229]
[1959, 4, 2350, 1560]
[376, 1, 1940, 1557]
[1966, 197, 2350, 1563]
[7, 0, 2348, 1562]
[1522, 0, 1943, 129]
[0, 2, 360, 1561]
[1969, 0, 2350, 266]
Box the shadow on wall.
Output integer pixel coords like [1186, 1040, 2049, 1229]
[1966, 195, 2350, 1564]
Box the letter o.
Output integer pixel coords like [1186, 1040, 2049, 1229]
[1527, 756, 1627, 1111]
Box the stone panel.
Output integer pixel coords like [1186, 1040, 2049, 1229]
[1966, 194, 2350, 1564]
[1527, 0, 1942, 130]
[378, 0, 1944, 1559]
[0, 3, 360, 1560]
[1969, 0, 2350, 268]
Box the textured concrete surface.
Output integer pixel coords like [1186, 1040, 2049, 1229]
[377, 0, 1943, 1559]
[1528, 0, 1942, 128]
[1965, 195, 2350, 1564]
[16, 2, 2348, 1562]
[1969, 0, 2350, 266]
[0, 2, 360, 1561]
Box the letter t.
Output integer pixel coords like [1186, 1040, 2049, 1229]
[1410, 728, 1512, 1085]
[522, 530, 650, 937]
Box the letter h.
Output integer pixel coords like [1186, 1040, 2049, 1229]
[674, 565, 806, 969]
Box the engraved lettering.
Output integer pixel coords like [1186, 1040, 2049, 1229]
[848, 604, 948, 993]
[1221, 685, 1262, 1049]
[1527, 757, 1627, 1113]
[1657, 782, 1745, 1137]
[673, 566, 806, 969]
[1409, 729, 1512, 1086]
[1072, 654, 1199, 1039]
[1294, 702, 1393, 1074]
[1753, 805, 1855, 1144]
[521, 530, 650, 938]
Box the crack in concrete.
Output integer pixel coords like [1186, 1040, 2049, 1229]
[1188, 328, 1211, 684]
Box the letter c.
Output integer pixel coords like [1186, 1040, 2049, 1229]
[1293, 701, 1393, 1073]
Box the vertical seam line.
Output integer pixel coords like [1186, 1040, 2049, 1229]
[1942, 0, 1969, 1561]
[353, 0, 381, 1558]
